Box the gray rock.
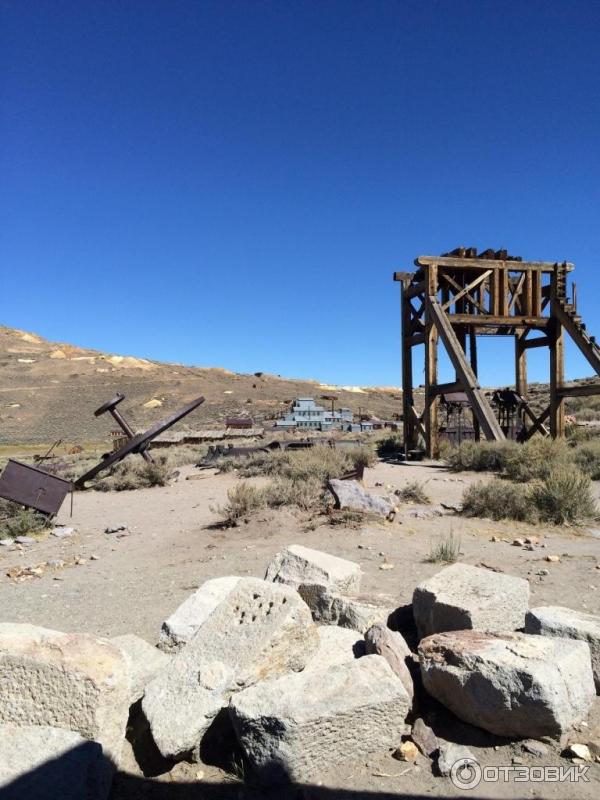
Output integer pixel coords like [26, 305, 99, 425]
[51, 526, 75, 538]
[230, 655, 411, 783]
[303, 625, 362, 672]
[437, 740, 477, 777]
[0, 539, 13, 547]
[522, 739, 549, 757]
[525, 606, 600, 691]
[159, 576, 242, 652]
[328, 479, 395, 518]
[412, 717, 438, 757]
[419, 630, 595, 739]
[110, 634, 171, 702]
[0, 725, 113, 800]
[413, 563, 529, 638]
[299, 583, 395, 633]
[143, 578, 318, 760]
[0, 623, 131, 763]
[14, 536, 36, 545]
[364, 623, 414, 702]
[265, 544, 362, 594]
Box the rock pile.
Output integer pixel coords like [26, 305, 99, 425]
[1, 547, 599, 795]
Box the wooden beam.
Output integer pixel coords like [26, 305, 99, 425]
[404, 280, 426, 300]
[549, 314, 565, 438]
[428, 297, 505, 442]
[447, 314, 549, 328]
[508, 272, 526, 313]
[556, 383, 600, 398]
[440, 271, 488, 315]
[415, 256, 574, 272]
[429, 380, 464, 397]
[424, 270, 439, 457]
[515, 332, 527, 398]
[554, 302, 600, 377]
[522, 336, 550, 349]
[401, 286, 418, 452]
[523, 404, 550, 438]
[441, 269, 492, 312]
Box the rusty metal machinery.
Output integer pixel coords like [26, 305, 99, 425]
[74, 393, 205, 487]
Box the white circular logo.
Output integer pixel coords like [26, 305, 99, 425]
[450, 757, 482, 790]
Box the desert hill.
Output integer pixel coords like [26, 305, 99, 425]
[0, 326, 402, 445]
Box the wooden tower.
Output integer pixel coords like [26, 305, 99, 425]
[394, 248, 600, 458]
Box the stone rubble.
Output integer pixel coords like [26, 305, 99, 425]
[413, 563, 529, 638]
[299, 582, 396, 632]
[364, 623, 414, 701]
[265, 543, 362, 594]
[110, 633, 171, 702]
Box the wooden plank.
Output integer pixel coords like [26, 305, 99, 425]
[515, 332, 527, 397]
[522, 335, 550, 349]
[447, 314, 549, 327]
[429, 380, 464, 397]
[524, 271, 533, 317]
[523, 404, 550, 438]
[404, 280, 427, 299]
[424, 268, 439, 457]
[441, 272, 488, 314]
[508, 272, 526, 313]
[401, 286, 418, 452]
[556, 383, 600, 398]
[393, 271, 414, 282]
[415, 256, 573, 272]
[441, 269, 492, 312]
[554, 302, 600, 376]
[549, 315, 565, 438]
[428, 297, 505, 442]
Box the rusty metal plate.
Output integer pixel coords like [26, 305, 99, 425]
[0, 459, 72, 516]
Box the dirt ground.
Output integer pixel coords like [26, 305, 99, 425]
[1, 458, 600, 799]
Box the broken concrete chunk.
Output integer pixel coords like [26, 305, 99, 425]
[265, 544, 362, 594]
[303, 625, 362, 672]
[0, 623, 130, 763]
[299, 583, 396, 633]
[328, 479, 395, 518]
[230, 655, 410, 783]
[413, 563, 529, 638]
[364, 623, 414, 702]
[143, 578, 318, 760]
[159, 576, 242, 652]
[0, 725, 113, 800]
[110, 634, 171, 702]
[419, 630, 595, 739]
[525, 606, 600, 692]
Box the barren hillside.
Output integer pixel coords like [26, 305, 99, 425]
[0, 326, 402, 444]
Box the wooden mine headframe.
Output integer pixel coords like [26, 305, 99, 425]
[394, 248, 600, 458]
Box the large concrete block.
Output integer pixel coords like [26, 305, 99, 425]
[525, 605, 600, 692]
[230, 655, 410, 783]
[413, 563, 529, 638]
[159, 576, 242, 652]
[110, 634, 171, 702]
[265, 544, 362, 594]
[419, 630, 595, 738]
[143, 578, 318, 760]
[303, 625, 362, 672]
[328, 479, 395, 518]
[0, 725, 113, 800]
[0, 624, 130, 763]
[299, 583, 395, 633]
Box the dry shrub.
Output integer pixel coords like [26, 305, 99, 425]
[0, 498, 47, 539]
[529, 466, 597, 525]
[572, 440, 600, 480]
[444, 440, 519, 473]
[94, 458, 171, 491]
[502, 438, 571, 482]
[213, 482, 267, 525]
[425, 531, 461, 564]
[396, 480, 430, 504]
[461, 479, 536, 523]
[263, 477, 324, 513]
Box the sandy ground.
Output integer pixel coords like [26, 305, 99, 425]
[1, 459, 600, 799]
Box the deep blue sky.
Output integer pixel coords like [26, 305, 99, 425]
[2, 1, 600, 387]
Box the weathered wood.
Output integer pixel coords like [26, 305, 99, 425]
[554, 302, 600, 377]
[556, 383, 600, 398]
[440, 271, 488, 315]
[522, 335, 550, 349]
[441, 269, 492, 312]
[523, 404, 551, 439]
[508, 272, 526, 314]
[515, 332, 527, 398]
[401, 284, 418, 452]
[404, 280, 427, 300]
[428, 298, 505, 442]
[549, 313, 565, 439]
[415, 256, 574, 272]
[424, 269, 439, 457]
[447, 314, 549, 328]
[429, 380, 464, 397]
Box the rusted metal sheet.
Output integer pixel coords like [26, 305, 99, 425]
[0, 460, 72, 516]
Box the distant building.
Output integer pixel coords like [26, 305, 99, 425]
[274, 397, 354, 431]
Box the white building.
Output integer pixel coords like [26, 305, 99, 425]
[274, 397, 354, 431]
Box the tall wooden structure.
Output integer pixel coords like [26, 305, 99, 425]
[394, 248, 600, 458]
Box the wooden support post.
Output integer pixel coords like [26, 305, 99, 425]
[424, 265, 439, 458]
[469, 327, 480, 441]
[401, 283, 418, 453]
[549, 316, 565, 438]
[515, 332, 527, 397]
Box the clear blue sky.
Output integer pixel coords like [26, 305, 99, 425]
[2, 0, 600, 388]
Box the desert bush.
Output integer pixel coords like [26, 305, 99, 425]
[425, 531, 461, 564]
[349, 445, 376, 472]
[0, 498, 47, 539]
[572, 440, 600, 480]
[263, 477, 324, 513]
[376, 433, 404, 456]
[529, 466, 597, 525]
[396, 480, 430, 504]
[461, 479, 536, 522]
[94, 458, 171, 491]
[444, 440, 519, 473]
[502, 437, 571, 482]
[213, 482, 267, 525]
